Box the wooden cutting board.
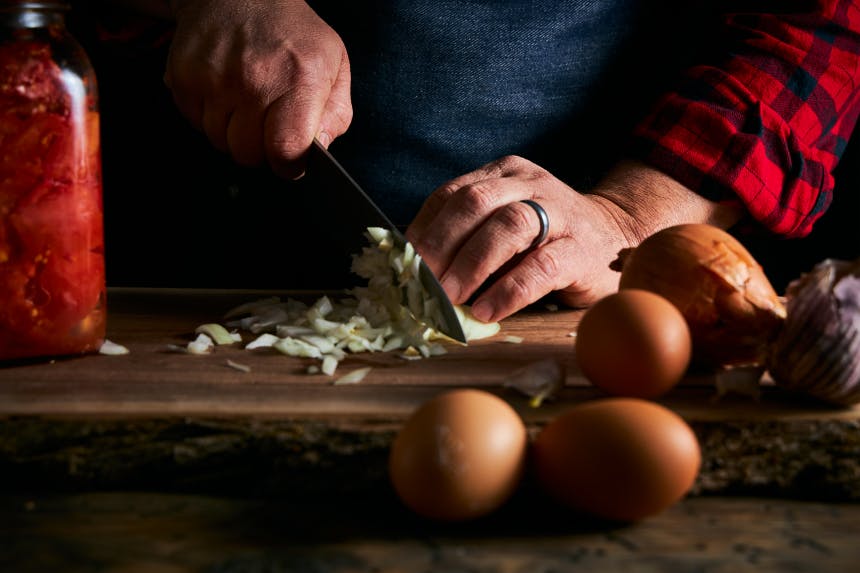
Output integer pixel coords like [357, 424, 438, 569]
[0, 287, 854, 421]
[0, 288, 858, 499]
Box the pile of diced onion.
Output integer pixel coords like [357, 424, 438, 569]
[184, 227, 499, 380]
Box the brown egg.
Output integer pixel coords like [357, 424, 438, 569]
[576, 289, 692, 398]
[532, 398, 701, 522]
[389, 388, 528, 521]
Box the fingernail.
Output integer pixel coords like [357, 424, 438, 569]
[316, 131, 332, 148]
[471, 299, 494, 323]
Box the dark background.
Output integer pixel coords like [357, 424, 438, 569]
[69, 9, 859, 294]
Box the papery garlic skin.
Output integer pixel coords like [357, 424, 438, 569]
[616, 224, 786, 368]
[767, 258, 860, 406]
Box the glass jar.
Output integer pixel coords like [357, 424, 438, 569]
[0, 1, 106, 361]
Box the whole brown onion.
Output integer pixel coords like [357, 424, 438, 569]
[615, 223, 786, 367]
[766, 257, 860, 406]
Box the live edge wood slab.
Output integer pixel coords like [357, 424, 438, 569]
[0, 287, 858, 501]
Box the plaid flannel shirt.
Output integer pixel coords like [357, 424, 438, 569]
[632, 0, 860, 237]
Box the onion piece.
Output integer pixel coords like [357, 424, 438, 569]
[212, 227, 501, 375]
[712, 365, 764, 402]
[615, 223, 785, 367]
[195, 323, 239, 345]
[502, 358, 565, 407]
[99, 339, 130, 356]
[334, 366, 372, 385]
[187, 333, 214, 355]
[321, 355, 339, 376]
[225, 359, 251, 373]
[245, 333, 279, 350]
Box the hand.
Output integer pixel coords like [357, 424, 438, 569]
[406, 156, 636, 322]
[164, 0, 352, 177]
[406, 157, 743, 322]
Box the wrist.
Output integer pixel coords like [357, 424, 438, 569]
[589, 160, 744, 244]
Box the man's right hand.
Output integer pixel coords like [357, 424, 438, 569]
[164, 0, 352, 177]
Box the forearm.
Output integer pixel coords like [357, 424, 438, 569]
[588, 159, 744, 246]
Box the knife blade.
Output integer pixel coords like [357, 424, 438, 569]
[306, 139, 467, 343]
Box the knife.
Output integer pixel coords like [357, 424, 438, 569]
[306, 139, 467, 343]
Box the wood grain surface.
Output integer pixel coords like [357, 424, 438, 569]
[1, 288, 859, 500]
[2, 289, 860, 573]
[2, 491, 859, 573]
[0, 287, 856, 422]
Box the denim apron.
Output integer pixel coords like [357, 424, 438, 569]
[311, 0, 696, 226]
[84, 1, 703, 287]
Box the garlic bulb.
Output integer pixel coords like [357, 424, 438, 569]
[615, 223, 786, 367]
[766, 257, 860, 406]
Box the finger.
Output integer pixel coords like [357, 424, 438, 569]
[406, 181, 460, 243]
[316, 51, 353, 147]
[201, 100, 232, 153]
[226, 106, 266, 167]
[409, 176, 528, 277]
[264, 79, 328, 179]
[470, 239, 577, 323]
[441, 155, 533, 191]
[407, 155, 532, 242]
[439, 200, 546, 304]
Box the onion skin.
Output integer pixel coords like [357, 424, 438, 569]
[767, 258, 860, 406]
[616, 224, 786, 367]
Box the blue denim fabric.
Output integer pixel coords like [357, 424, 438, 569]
[311, 1, 691, 226]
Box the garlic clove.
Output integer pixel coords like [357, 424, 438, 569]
[767, 257, 860, 406]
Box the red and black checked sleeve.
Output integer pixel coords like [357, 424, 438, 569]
[631, 1, 860, 237]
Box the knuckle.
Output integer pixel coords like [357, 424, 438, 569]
[435, 182, 460, 202]
[531, 248, 562, 282]
[458, 182, 500, 217]
[502, 273, 536, 305]
[490, 154, 525, 172]
[459, 243, 490, 271]
[498, 250, 561, 308]
[496, 202, 535, 237]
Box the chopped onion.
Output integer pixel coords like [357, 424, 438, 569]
[712, 365, 764, 402]
[245, 333, 279, 350]
[503, 358, 565, 407]
[187, 333, 214, 355]
[321, 355, 339, 376]
[195, 323, 239, 345]
[99, 339, 130, 356]
[273, 337, 323, 359]
[209, 227, 501, 376]
[451, 305, 501, 341]
[225, 359, 251, 373]
[334, 366, 372, 385]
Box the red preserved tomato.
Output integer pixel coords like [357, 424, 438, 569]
[0, 31, 106, 361]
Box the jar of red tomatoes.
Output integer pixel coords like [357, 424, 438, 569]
[0, 1, 106, 361]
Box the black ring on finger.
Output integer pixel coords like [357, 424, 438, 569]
[520, 199, 549, 249]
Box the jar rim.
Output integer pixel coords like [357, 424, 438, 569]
[0, 2, 70, 10]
